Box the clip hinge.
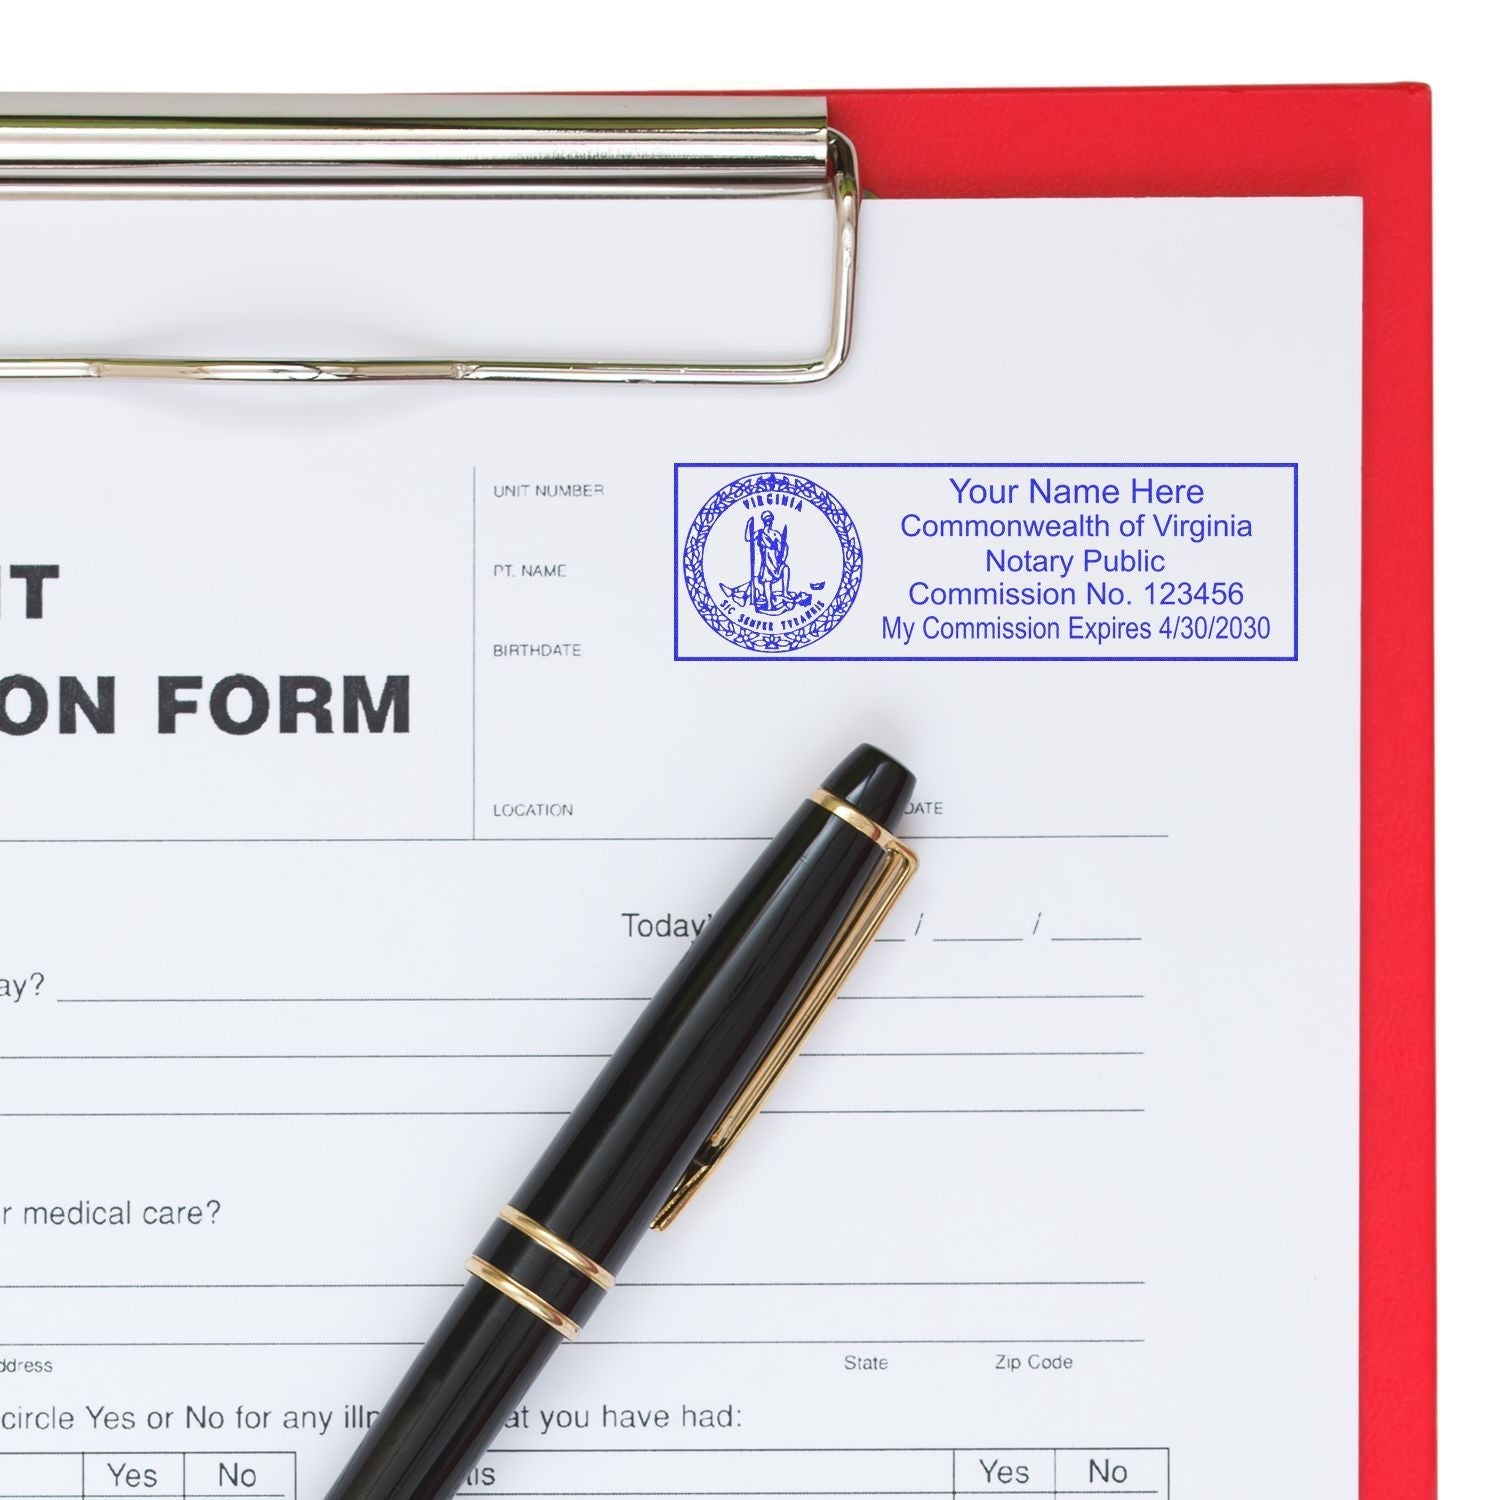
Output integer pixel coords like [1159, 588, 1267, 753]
[651, 792, 917, 1230]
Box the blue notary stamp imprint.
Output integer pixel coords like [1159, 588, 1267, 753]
[680, 471, 863, 653]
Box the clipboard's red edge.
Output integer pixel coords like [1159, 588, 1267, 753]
[824, 85, 1434, 1500]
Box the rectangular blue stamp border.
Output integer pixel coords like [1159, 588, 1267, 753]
[673, 462, 1300, 663]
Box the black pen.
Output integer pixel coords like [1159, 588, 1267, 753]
[325, 744, 918, 1500]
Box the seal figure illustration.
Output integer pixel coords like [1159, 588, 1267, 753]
[682, 471, 862, 653]
[723, 510, 811, 614]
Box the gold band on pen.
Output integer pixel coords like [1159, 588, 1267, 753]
[807, 786, 905, 851]
[464, 1255, 581, 1340]
[498, 1204, 616, 1290]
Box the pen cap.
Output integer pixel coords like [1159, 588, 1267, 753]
[820, 742, 916, 831]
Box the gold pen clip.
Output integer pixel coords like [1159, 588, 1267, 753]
[651, 788, 918, 1230]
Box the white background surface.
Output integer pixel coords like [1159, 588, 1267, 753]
[0, 3, 1479, 1490]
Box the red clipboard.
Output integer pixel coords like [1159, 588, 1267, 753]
[823, 84, 1434, 1500]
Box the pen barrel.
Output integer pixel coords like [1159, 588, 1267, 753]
[497, 790, 889, 1276]
[324, 747, 912, 1500]
[324, 1278, 559, 1500]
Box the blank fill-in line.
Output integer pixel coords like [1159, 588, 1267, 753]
[0, 1049, 1145, 1063]
[0, 1107, 1145, 1119]
[55, 995, 650, 1005]
[0, 831, 1170, 847]
[851, 993, 1144, 1000]
[0, 1052, 617, 1062]
[802, 1050, 1144, 1059]
[931, 937, 1023, 944]
[905, 833, 1167, 841]
[53, 991, 1145, 1004]
[4, 1337, 1144, 1349]
[0, 1278, 1145, 1290]
[1050, 936, 1143, 943]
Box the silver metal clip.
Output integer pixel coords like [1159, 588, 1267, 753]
[0, 94, 858, 385]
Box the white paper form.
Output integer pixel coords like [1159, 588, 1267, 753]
[0, 195, 1360, 1500]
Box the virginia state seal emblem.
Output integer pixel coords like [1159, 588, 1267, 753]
[681, 471, 862, 653]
